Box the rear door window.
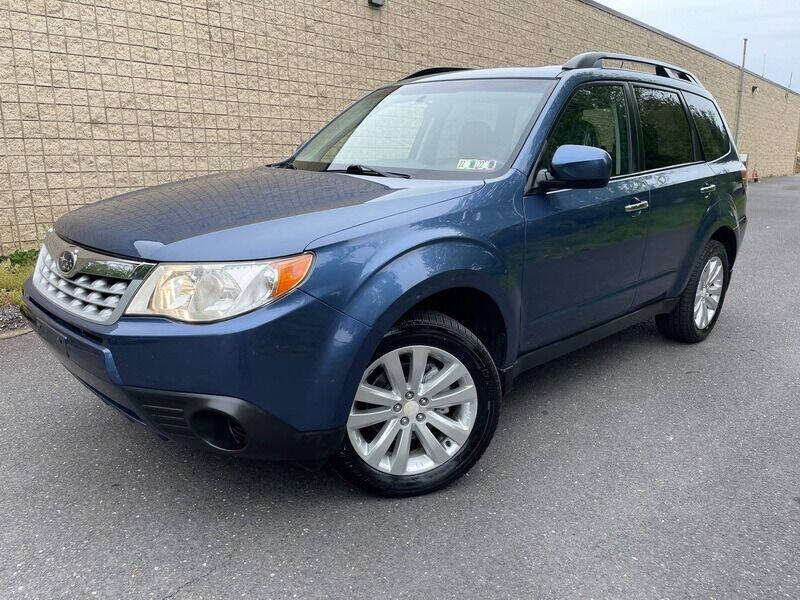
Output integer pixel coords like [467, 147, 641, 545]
[634, 87, 693, 170]
[683, 92, 731, 161]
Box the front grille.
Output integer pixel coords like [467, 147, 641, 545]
[34, 248, 128, 321]
[31, 231, 153, 324]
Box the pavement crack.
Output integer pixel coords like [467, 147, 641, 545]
[160, 551, 236, 600]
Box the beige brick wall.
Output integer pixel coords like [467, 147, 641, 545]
[1, 0, 799, 254]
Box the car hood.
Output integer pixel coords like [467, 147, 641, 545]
[54, 167, 482, 262]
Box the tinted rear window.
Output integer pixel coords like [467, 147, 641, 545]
[684, 92, 730, 161]
[634, 87, 693, 170]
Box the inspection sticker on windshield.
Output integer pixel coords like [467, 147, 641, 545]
[457, 159, 498, 171]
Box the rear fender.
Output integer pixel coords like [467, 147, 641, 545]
[669, 195, 739, 298]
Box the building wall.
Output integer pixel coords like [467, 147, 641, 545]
[796, 117, 800, 174]
[1, 0, 799, 253]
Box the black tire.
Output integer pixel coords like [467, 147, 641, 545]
[332, 310, 502, 497]
[656, 240, 730, 343]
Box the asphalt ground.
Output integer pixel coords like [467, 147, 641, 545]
[1, 176, 798, 599]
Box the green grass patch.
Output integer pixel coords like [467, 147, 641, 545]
[0, 249, 38, 307]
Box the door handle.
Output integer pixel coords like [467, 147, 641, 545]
[624, 199, 649, 213]
[700, 183, 716, 194]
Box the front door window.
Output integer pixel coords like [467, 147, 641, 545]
[544, 84, 631, 176]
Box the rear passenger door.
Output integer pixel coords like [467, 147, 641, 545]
[683, 91, 743, 218]
[632, 85, 717, 304]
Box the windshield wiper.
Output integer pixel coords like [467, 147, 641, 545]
[336, 164, 412, 179]
[269, 159, 295, 169]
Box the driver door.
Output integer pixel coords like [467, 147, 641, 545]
[520, 83, 650, 351]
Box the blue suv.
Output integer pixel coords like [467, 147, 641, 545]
[23, 53, 747, 496]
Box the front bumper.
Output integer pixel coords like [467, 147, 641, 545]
[22, 279, 373, 461]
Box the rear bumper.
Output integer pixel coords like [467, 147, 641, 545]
[736, 214, 747, 248]
[22, 279, 373, 461]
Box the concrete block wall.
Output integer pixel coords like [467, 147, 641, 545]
[1, 0, 798, 253]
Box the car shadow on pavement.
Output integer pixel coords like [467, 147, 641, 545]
[503, 318, 663, 409]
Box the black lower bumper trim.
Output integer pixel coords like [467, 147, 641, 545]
[122, 386, 345, 461]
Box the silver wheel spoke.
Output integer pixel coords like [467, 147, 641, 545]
[421, 362, 467, 398]
[708, 261, 722, 283]
[414, 421, 450, 464]
[364, 418, 400, 467]
[382, 350, 407, 395]
[408, 347, 428, 395]
[426, 411, 470, 445]
[427, 385, 477, 409]
[390, 426, 413, 474]
[355, 383, 397, 407]
[705, 295, 719, 310]
[348, 407, 395, 429]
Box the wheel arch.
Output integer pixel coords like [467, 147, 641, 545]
[710, 225, 738, 266]
[396, 286, 509, 370]
[365, 272, 517, 371]
[328, 239, 520, 423]
[669, 203, 738, 298]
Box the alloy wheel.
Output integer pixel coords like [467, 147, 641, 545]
[694, 256, 724, 329]
[346, 345, 478, 476]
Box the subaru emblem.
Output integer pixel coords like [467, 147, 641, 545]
[58, 250, 77, 274]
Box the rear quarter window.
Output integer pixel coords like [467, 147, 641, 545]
[634, 87, 693, 170]
[684, 92, 731, 161]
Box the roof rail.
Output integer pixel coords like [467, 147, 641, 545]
[400, 67, 472, 81]
[563, 52, 703, 87]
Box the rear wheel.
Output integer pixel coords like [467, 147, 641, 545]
[332, 311, 501, 497]
[656, 240, 730, 343]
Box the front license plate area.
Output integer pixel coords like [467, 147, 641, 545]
[35, 319, 68, 357]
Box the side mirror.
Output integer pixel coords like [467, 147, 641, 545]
[536, 144, 612, 190]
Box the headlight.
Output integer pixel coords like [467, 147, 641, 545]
[125, 254, 313, 322]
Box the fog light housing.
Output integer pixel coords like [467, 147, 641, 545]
[189, 409, 247, 451]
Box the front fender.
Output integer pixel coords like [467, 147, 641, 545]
[311, 240, 520, 427]
[357, 240, 517, 351]
[313, 237, 518, 352]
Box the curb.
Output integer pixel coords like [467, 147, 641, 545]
[0, 326, 32, 340]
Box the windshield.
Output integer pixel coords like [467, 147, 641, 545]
[291, 78, 553, 180]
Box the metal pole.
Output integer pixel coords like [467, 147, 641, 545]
[734, 38, 747, 145]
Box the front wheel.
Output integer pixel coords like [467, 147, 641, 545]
[656, 239, 730, 343]
[332, 311, 501, 497]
